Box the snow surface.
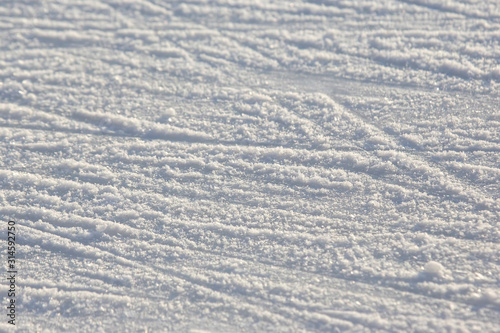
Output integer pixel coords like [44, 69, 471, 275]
[0, 0, 499, 332]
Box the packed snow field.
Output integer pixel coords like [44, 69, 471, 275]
[0, 0, 499, 332]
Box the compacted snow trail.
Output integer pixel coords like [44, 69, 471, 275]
[0, 0, 499, 332]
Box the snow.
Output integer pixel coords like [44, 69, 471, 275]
[1, 0, 499, 332]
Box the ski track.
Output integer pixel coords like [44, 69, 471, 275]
[1, 0, 499, 332]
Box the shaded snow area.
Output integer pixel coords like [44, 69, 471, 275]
[1, 0, 500, 332]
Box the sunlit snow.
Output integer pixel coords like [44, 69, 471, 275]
[0, 0, 499, 332]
